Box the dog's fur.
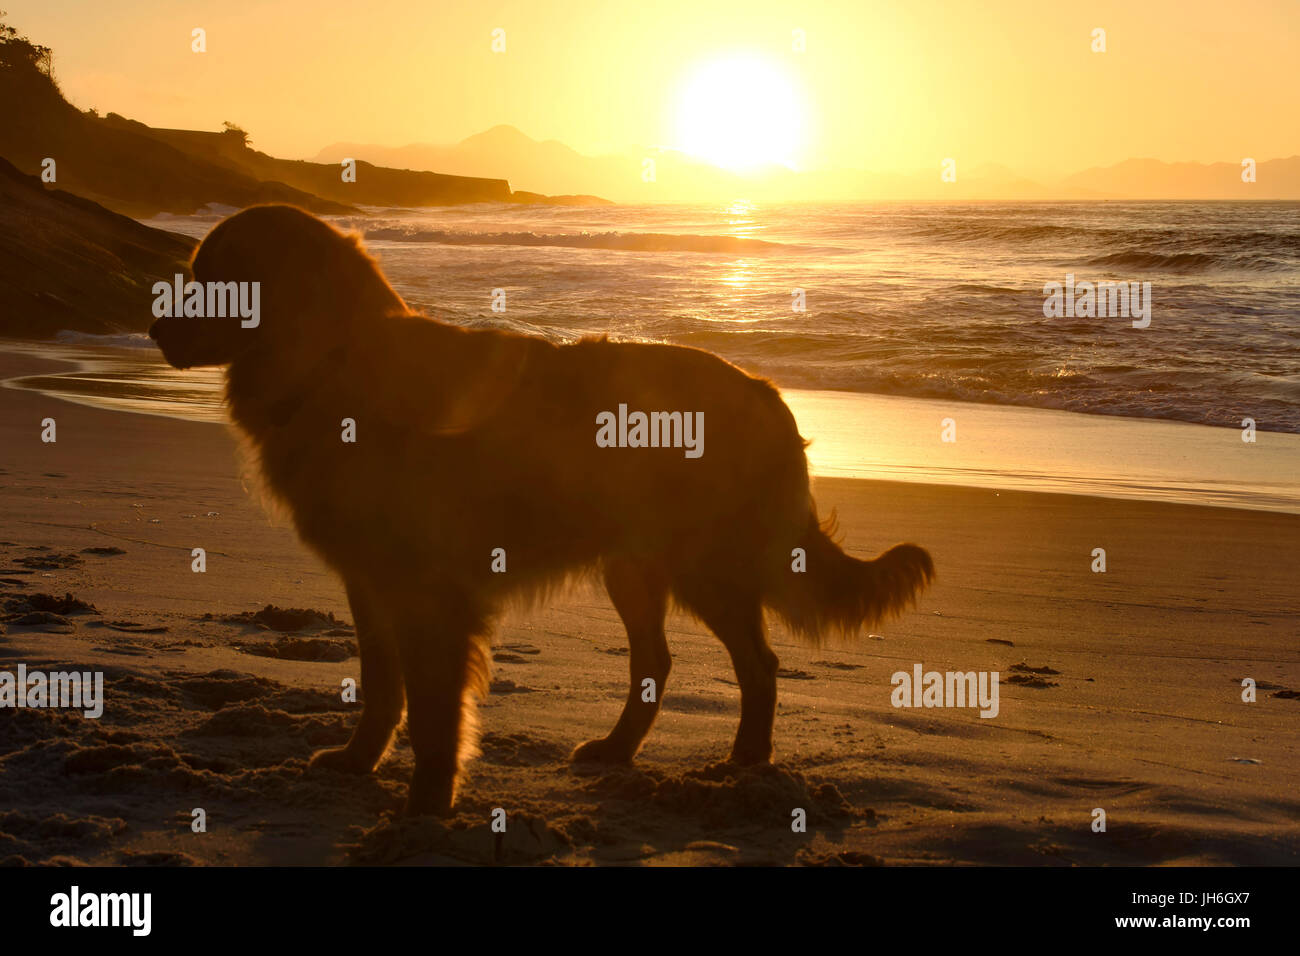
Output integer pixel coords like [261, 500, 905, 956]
[150, 205, 934, 816]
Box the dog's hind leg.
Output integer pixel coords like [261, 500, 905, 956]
[395, 589, 489, 816]
[571, 559, 670, 764]
[681, 587, 778, 765]
[310, 578, 405, 774]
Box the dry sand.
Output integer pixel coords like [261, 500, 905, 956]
[1, 351, 1297, 866]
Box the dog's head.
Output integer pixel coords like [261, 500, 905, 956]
[149, 205, 401, 369]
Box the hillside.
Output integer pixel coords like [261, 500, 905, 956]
[116, 119, 516, 208]
[0, 21, 588, 214]
[0, 156, 195, 338]
[0, 36, 359, 218]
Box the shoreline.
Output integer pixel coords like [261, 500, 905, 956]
[4, 340, 1298, 515]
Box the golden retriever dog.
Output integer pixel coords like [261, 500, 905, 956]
[149, 205, 934, 816]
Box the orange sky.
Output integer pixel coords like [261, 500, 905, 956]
[10, 0, 1300, 177]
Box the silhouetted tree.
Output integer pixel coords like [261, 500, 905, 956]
[0, 11, 55, 80]
[221, 121, 251, 147]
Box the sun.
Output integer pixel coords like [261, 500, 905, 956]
[675, 54, 804, 172]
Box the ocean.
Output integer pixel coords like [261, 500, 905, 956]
[5, 200, 1299, 511]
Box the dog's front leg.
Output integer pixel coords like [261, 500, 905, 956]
[310, 578, 405, 773]
[395, 593, 486, 816]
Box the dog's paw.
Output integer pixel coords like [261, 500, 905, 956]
[403, 767, 456, 817]
[727, 745, 774, 767]
[308, 746, 374, 774]
[570, 736, 635, 765]
[401, 795, 455, 819]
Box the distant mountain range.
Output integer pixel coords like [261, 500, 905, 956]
[1058, 157, 1300, 200]
[316, 126, 1300, 202]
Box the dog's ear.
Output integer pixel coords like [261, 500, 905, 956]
[358, 316, 536, 436]
[181, 206, 404, 356]
[252, 226, 396, 349]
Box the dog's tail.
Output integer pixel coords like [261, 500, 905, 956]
[766, 510, 934, 644]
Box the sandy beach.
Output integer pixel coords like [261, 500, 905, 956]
[2, 349, 1296, 866]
